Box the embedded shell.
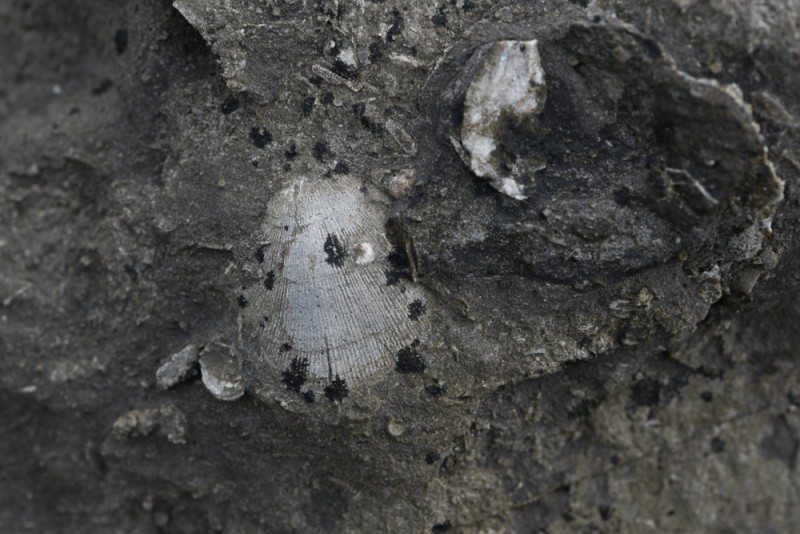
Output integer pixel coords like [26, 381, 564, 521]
[241, 174, 428, 385]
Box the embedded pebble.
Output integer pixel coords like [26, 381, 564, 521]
[112, 403, 187, 444]
[199, 342, 245, 401]
[155, 344, 200, 389]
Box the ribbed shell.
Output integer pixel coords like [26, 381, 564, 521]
[242, 175, 427, 384]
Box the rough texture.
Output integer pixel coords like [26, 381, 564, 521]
[1, 0, 799, 532]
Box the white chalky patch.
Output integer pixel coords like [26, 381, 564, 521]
[461, 40, 547, 201]
[242, 175, 427, 384]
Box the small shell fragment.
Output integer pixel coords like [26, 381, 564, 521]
[156, 344, 200, 389]
[199, 342, 245, 401]
[460, 39, 547, 200]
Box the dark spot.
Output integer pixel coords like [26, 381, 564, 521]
[630, 377, 661, 407]
[396, 340, 425, 373]
[568, 398, 599, 419]
[324, 234, 347, 267]
[282, 357, 309, 392]
[432, 520, 452, 533]
[760, 415, 798, 469]
[386, 10, 404, 42]
[284, 142, 298, 159]
[309, 74, 324, 86]
[90, 79, 114, 96]
[221, 95, 240, 114]
[303, 390, 316, 403]
[368, 42, 383, 61]
[352, 102, 385, 134]
[610, 454, 620, 465]
[426, 383, 445, 396]
[598, 505, 612, 521]
[255, 245, 268, 263]
[258, 315, 269, 328]
[710, 437, 726, 453]
[250, 127, 273, 148]
[384, 218, 417, 285]
[613, 186, 631, 206]
[331, 59, 359, 80]
[425, 451, 441, 464]
[321, 91, 334, 105]
[641, 38, 663, 60]
[124, 264, 138, 282]
[408, 299, 427, 321]
[313, 141, 329, 162]
[237, 294, 248, 308]
[788, 391, 800, 407]
[431, 7, 447, 26]
[325, 375, 349, 402]
[281, 342, 292, 351]
[253, 160, 260, 168]
[654, 123, 675, 149]
[302, 95, 316, 115]
[461, 0, 475, 10]
[332, 161, 350, 175]
[700, 391, 713, 402]
[264, 270, 275, 290]
[114, 29, 128, 55]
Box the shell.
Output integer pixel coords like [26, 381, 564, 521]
[241, 174, 428, 385]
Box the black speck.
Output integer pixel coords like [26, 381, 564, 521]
[237, 295, 248, 308]
[221, 95, 240, 114]
[610, 454, 620, 465]
[368, 42, 383, 61]
[255, 245, 268, 263]
[700, 390, 713, 402]
[325, 375, 349, 402]
[425, 451, 441, 464]
[788, 391, 800, 407]
[352, 102, 385, 135]
[264, 270, 275, 290]
[312, 141, 329, 162]
[613, 186, 631, 206]
[252, 160, 259, 168]
[710, 436, 726, 453]
[282, 356, 309, 392]
[324, 233, 347, 267]
[303, 390, 316, 403]
[641, 38, 663, 60]
[598, 505, 612, 521]
[124, 264, 138, 282]
[431, 8, 447, 27]
[114, 29, 128, 55]
[281, 342, 292, 351]
[396, 340, 425, 373]
[91, 79, 114, 96]
[408, 299, 427, 321]
[250, 127, 273, 148]
[386, 9, 404, 42]
[331, 59, 359, 80]
[284, 142, 298, 159]
[302, 95, 316, 115]
[259, 315, 269, 328]
[333, 161, 349, 175]
[630, 378, 661, 407]
[461, 0, 475, 10]
[321, 91, 334, 105]
[426, 383, 445, 396]
[309, 74, 324, 86]
[432, 520, 452, 533]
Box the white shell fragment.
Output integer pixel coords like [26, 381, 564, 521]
[199, 342, 245, 401]
[242, 174, 428, 385]
[461, 39, 547, 201]
[155, 344, 199, 389]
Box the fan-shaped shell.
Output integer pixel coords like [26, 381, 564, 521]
[241, 175, 427, 384]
